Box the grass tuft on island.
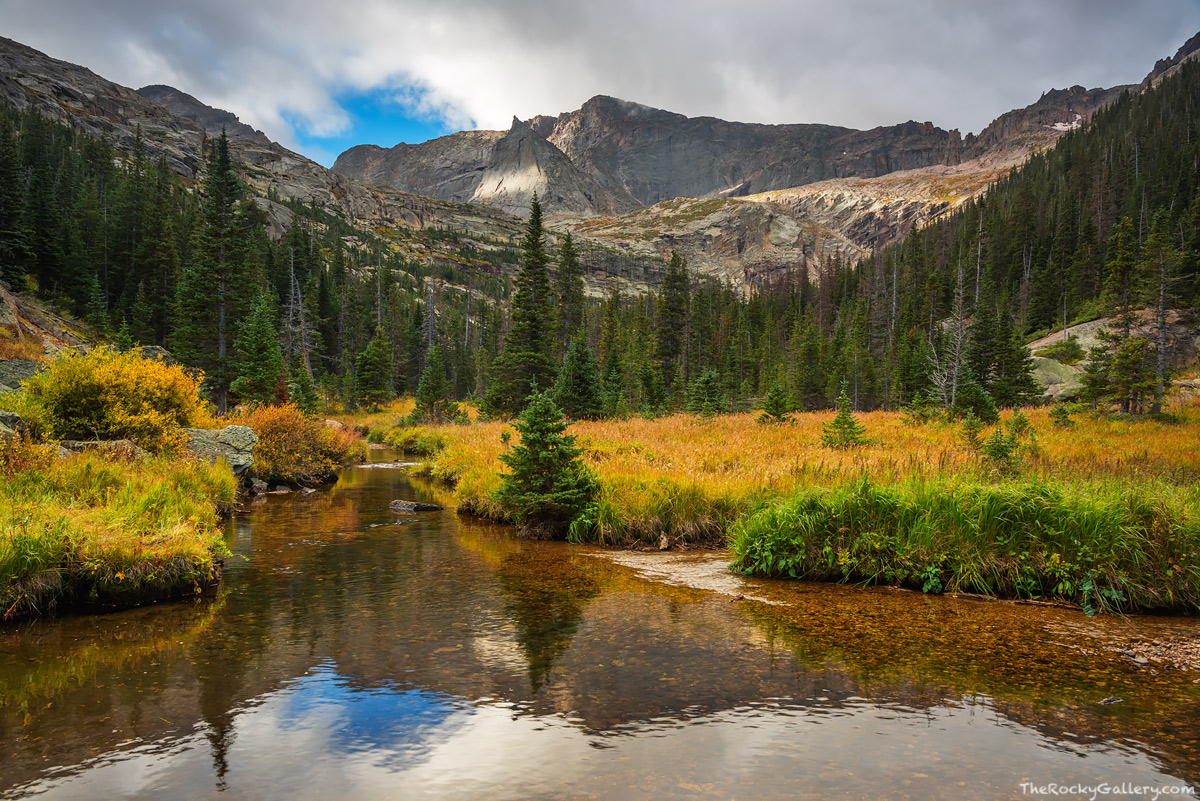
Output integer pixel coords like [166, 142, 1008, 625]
[730, 477, 1199, 615]
[0, 440, 236, 621]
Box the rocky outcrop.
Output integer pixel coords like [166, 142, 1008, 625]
[470, 118, 639, 216]
[334, 118, 639, 217]
[335, 94, 969, 216]
[962, 85, 1129, 164]
[1141, 31, 1200, 90]
[0, 410, 26, 439]
[182, 425, 258, 473]
[544, 96, 966, 207]
[336, 130, 506, 204]
[137, 84, 271, 144]
[1031, 357, 1084, 401]
[0, 359, 44, 391]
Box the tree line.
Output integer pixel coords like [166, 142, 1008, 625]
[3, 53, 1199, 421]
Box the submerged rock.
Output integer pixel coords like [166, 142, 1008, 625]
[182, 425, 258, 473]
[390, 499, 443, 512]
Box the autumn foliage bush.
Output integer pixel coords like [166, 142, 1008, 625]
[233, 403, 366, 484]
[21, 347, 213, 452]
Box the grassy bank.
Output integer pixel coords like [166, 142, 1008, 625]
[0, 442, 236, 620]
[730, 477, 1200, 614]
[375, 402, 1200, 612]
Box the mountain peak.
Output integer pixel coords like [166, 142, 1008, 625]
[137, 84, 269, 144]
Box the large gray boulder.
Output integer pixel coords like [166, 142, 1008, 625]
[182, 425, 258, 473]
[136, 345, 175, 365]
[1032, 356, 1084, 401]
[0, 359, 44, 391]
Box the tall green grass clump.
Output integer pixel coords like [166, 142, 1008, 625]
[1, 441, 236, 619]
[730, 477, 1200, 614]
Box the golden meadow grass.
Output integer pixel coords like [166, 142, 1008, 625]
[0, 443, 236, 620]
[383, 400, 1200, 611]
[400, 403, 1200, 538]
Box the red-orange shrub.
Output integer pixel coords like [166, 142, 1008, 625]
[234, 403, 366, 484]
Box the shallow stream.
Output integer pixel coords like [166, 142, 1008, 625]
[2, 452, 1198, 799]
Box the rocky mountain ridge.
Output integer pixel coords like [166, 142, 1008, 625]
[1, 32, 1193, 295]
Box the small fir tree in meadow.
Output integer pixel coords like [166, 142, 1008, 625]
[554, 335, 604, 420]
[687, 368, 725, 417]
[413, 343, 458, 423]
[493, 390, 596, 538]
[1049, 403, 1073, 429]
[355, 327, 393, 410]
[758, 382, 792, 424]
[959, 410, 984, 452]
[638, 362, 666, 417]
[230, 292, 284, 407]
[821, 382, 868, 449]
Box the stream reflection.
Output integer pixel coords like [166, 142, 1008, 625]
[1, 454, 1197, 799]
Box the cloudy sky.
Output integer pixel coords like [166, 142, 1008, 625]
[3, 0, 1198, 166]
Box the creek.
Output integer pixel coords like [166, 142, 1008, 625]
[2, 451, 1198, 799]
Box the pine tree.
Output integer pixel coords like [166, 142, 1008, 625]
[229, 292, 284, 407]
[413, 343, 457, 423]
[355, 327, 393, 410]
[821, 382, 868, 449]
[988, 309, 1039, 408]
[494, 390, 596, 538]
[173, 130, 250, 414]
[288, 358, 321, 415]
[602, 358, 626, 418]
[554, 232, 585, 354]
[657, 250, 690, 392]
[687, 368, 724, 417]
[483, 195, 557, 416]
[758, 382, 792, 424]
[554, 335, 604, 420]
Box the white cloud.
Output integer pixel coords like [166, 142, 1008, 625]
[3, 0, 1198, 155]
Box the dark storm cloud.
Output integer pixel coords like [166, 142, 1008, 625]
[2, 0, 1197, 152]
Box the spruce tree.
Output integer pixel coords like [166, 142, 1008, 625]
[821, 382, 868, 449]
[483, 195, 557, 416]
[553, 335, 604, 420]
[173, 130, 250, 414]
[230, 292, 284, 406]
[413, 343, 457, 423]
[494, 390, 596, 538]
[355, 327, 393, 410]
[554, 232, 585, 354]
[687, 368, 725, 417]
[657, 250, 690, 392]
[288, 358, 321, 415]
[758, 382, 792, 424]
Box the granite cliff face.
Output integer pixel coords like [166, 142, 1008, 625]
[137, 84, 271, 145]
[540, 96, 967, 206]
[334, 94, 969, 216]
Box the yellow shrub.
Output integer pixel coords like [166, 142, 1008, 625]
[233, 403, 366, 484]
[21, 348, 214, 452]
